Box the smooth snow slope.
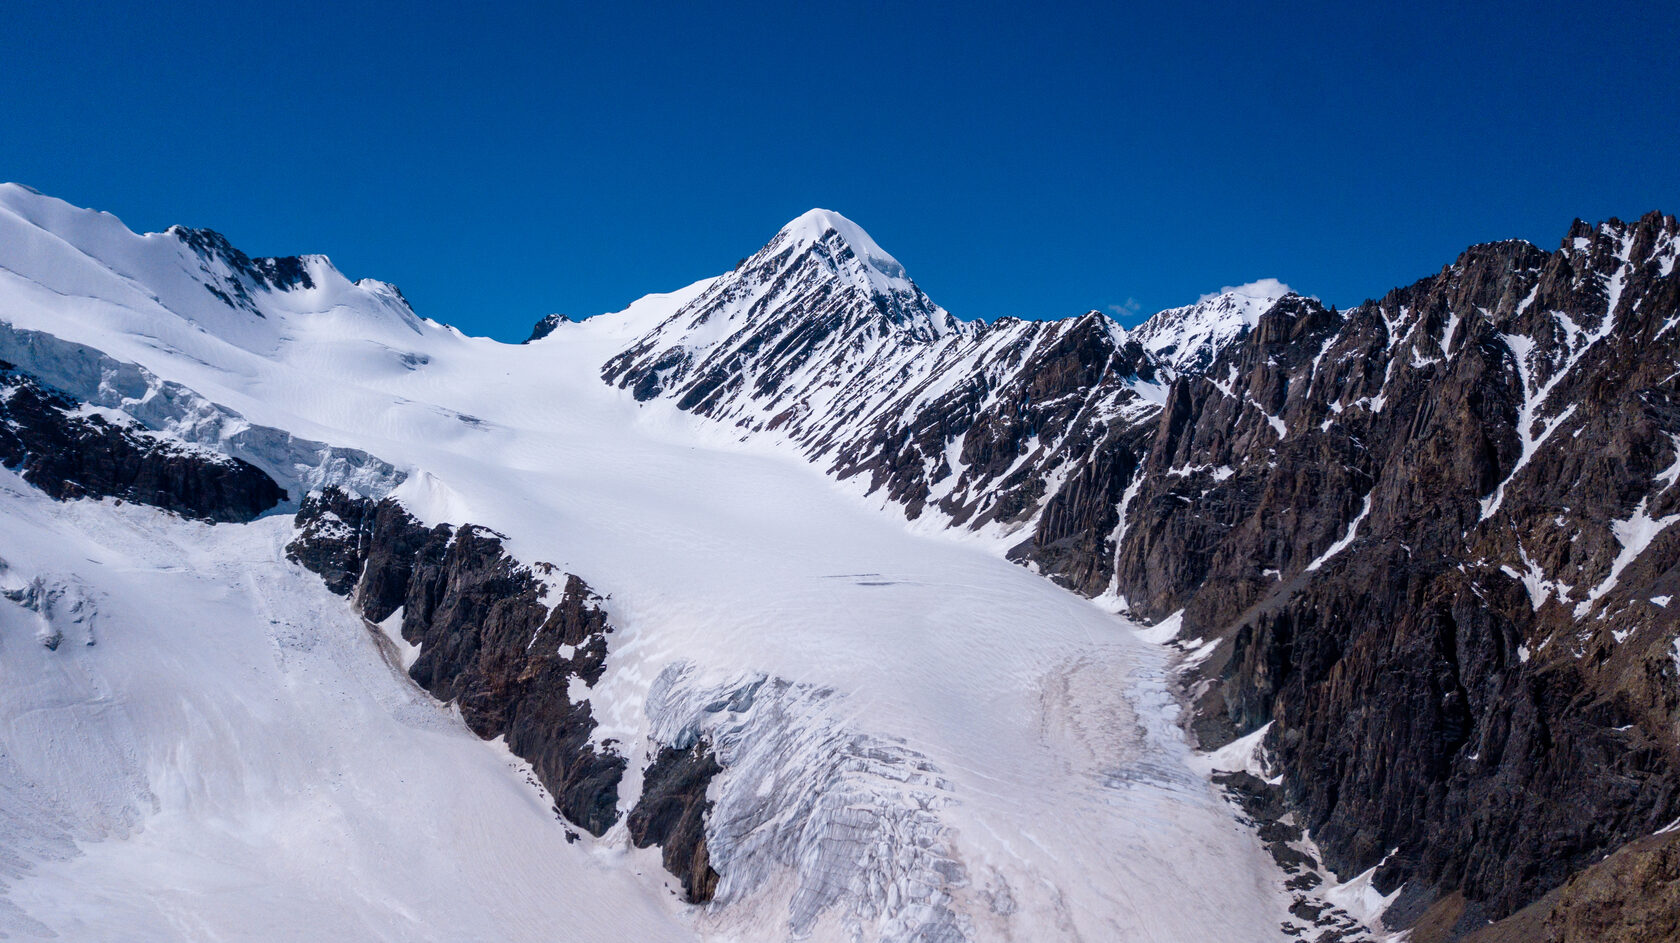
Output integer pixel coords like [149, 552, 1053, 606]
[0, 185, 1293, 941]
[0, 470, 692, 942]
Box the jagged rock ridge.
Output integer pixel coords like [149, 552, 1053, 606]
[604, 211, 1182, 548]
[286, 488, 629, 836]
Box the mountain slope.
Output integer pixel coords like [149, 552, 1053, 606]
[603, 212, 1175, 559]
[1119, 214, 1680, 938]
[0, 466, 691, 941]
[1130, 278, 1295, 374]
[4, 182, 1677, 941]
[600, 204, 1680, 940]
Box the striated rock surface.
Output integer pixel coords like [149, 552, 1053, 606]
[1459, 829, 1680, 943]
[1127, 212, 1680, 927]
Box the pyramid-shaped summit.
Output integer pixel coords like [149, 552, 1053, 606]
[602, 207, 964, 407]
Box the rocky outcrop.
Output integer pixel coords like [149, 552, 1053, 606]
[287, 489, 626, 835]
[171, 226, 315, 316]
[1459, 830, 1680, 943]
[0, 361, 285, 522]
[1106, 212, 1680, 931]
[627, 741, 723, 903]
[523, 313, 569, 343]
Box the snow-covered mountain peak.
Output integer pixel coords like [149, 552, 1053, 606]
[752, 206, 924, 306]
[1132, 278, 1294, 374]
[0, 183, 430, 362]
[1195, 277, 1293, 307]
[776, 205, 907, 260]
[600, 208, 969, 407]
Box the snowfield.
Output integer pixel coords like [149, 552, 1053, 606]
[0, 184, 1300, 940]
[0, 471, 690, 941]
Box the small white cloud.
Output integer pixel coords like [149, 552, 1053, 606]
[1107, 297, 1143, 318]
[1198, 278, 1292, 304]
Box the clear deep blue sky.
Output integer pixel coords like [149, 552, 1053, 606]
[4, 1, 1676, 339]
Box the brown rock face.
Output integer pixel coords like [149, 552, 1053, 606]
[1462, 830, 1680, 943]
[627, 742, 724, 903]
[1124, 214, 1680, 926]
[287, 490, 751, 899]
[287, 489, 626, 836]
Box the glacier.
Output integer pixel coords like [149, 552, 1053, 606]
[0, 183, 1351, 941]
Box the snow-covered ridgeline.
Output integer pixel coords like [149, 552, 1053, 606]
[1130, 278, 1293, 375]
[602, 211, 1211, 551]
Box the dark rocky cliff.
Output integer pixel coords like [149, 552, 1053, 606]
[1115, 214, 1680, 936]
[287, 488, 628, 835]
[286, 488, 725, 900]
[627, 741, 723, 903]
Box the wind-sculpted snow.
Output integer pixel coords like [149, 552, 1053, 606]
[0, 565, 97, 651]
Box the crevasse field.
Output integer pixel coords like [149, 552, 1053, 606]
[0, 185, 1309, 941]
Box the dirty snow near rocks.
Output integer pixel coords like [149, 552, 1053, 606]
[1, 185, 1295, 941]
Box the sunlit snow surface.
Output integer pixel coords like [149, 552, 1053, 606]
[0, 473, 689, 940]
[0, 185, 1293, 940]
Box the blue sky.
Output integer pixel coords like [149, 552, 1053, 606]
[4, 1, 1676, 339]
